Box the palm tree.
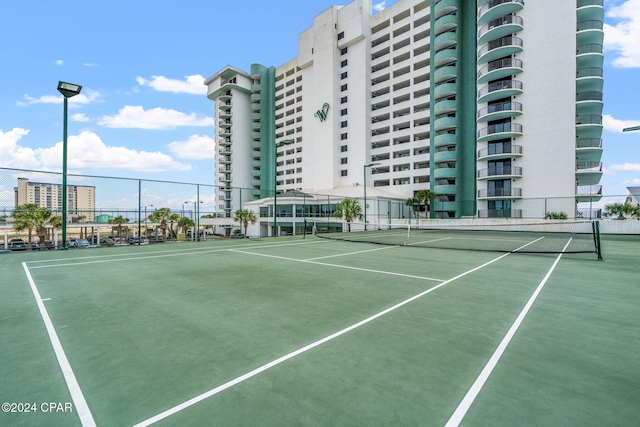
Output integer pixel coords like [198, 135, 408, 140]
[333, 198, 363, 232]
[415, 189, 437, 218]
[405, 197, 420, 219]
[178, 217, 194, 236]
[108, 215, 130, 237]
[13, 203, 40, 245]
[148, 207, 176, 241]
[234, 209, 257, 238]
[603, 202, 636, 220]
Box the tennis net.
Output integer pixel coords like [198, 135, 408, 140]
[313, 220, 602, 258]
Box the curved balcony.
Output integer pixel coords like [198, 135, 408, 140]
[251, 131, 261, 140]
[477, 144, 522, 161]
[577, 20, 604, 46]
[434, 47, 458, 67]
[577, 0, 605, 23]
[477, 0, 524, 26]
[575, 185, 603, 203]
[576, 138, 603, 163]
[250, 93, 261, 103]
[477, 36, 523, 64]
[218, 129, 232, 137]
[434, 150, 457, 163]
[478, 188, 522, 199]
[477, 122, 523, 142]
[575, 115, 603, 135]
[478, 15, 523, 45]
[434, 132, 458, 147]
[576, 90, 603, 103]
[434, 31, 458, 51]
[251, 102, 261, 113]
[251, 84, 261, 93]
[434, 82, 458, 100]
[218, 120, 232, 128]
[218, 102, 232, 110]
[477, 209, 522, 219]
[434, 184, 457, 195]
[477, 101, 523, 122]
[435, 0, 458, 18]
[434, 116, 458, 132]
[219, 139, 232, 147]
[433, 99, 457, 116]
[477, 79, 523, 103]
[434, 14, 458, 36]
[433, 167, 457, 180]
[477, 58, 523, 84]
[576, 162, 603, 186]
[477, 166, 523, 179]
[219, 92, 232, 101]
[576, 67, 604, 94]
[219, 109, 232, 118]
[434, 64, 458, 83]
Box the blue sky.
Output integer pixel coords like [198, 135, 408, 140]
[1, 0, 639, 208]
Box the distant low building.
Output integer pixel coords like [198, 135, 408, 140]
[14, 177, 96, 222]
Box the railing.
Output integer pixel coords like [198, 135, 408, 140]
[576, 161, 602, 172]
[477, 144, 522, 158]
[477, 79, 523, 98]
[478, 0, 524, 18]
[577, 0, 603, 8]
[477, 101, 523, 118]
[576, 115, 603, 125]
[478, 188, 522, 198]
[576, 91, 603, 102]
[477, 209, 523, 219]
[477, 122, 523, 138]
[576, 185, 602, 195]
[576, 67, 603, 78]
[577, 43, 603, 54]
[575, 138, 602, 148]
[478, 58, 523, 79]
[477, 166, 523, 178]
[577, 20, 603, 31]
[478, 15, 523, 39]
[478, 36, 523, 58]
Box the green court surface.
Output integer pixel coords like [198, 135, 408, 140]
[1, 234, 638, 426]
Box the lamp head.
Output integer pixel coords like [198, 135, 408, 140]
[57, 81, 82, 98]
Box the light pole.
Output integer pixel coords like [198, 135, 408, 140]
[363, 162, 380, 231]
[185, 200, 203, 240]
[57, 81, 82, 249]
[273, 139, 295, 236]
[623, 125, 640, 132]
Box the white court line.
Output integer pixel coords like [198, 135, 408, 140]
[26, 239, 326, 269]
[305, 245, 399, 261]
[444, 239, 572, 427]
[21, 263, 96, 427]
[133, 243, 527, 427]
[230, 249, 444, 283]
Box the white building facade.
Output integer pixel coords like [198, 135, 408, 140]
[205, 0, 604, 220]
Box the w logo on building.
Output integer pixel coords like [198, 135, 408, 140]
[314, 103, 329, 122]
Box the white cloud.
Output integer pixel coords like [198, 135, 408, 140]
[604, 0, 640, 67]
[83, 63, 98, 67]
[603, 114, 640, 133]
[98, 105, 214, 129]
[71, 113, 90, 122]
[373, 1, 386, 12]
[623, 178, 640, 185]
[0, 128, 40, 169]
[55, 59, 64, 66]
[17, 89, 101, 107]
[136, 74, 207, 95]
[38, 131, 192, 172]
[611, 163, 640, 171]
[168, 134, 216, 160]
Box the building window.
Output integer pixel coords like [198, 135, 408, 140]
[341, 170, 348, 176]
[341, 145, 348, 152]
[341, 121, 348, 128]
[341, 96, 348, 104]
[338, 31, 345, 40]
[341, 157, 348, 164]
[341, 47, 348, 55]
[341, 59, 348, 67]
[341, 108, 348, 116]
[341, 71, 348, 79]
[341, 84, 348, 92]
[341, 133, 348, 140]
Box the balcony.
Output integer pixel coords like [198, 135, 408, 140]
[434, 64, 458, 83]
[218, 101, 232, 110]
[477, 101, 523, 122]
[434, 149, 457, 163]
[477, 58, 523, 84]
[477, 122, 523, 142]
[434, 132, 458, 147]
[434, 82, 458, 100]
[218, 167, 233, 174]
[434, 116, 458, 132]
[478, 14, 523, 45]
[434, 99, 457, 116]
[218, 120, 232, 128]
[433, 166, 457, 179]
[477, 79, 523, 103]
[575, 185, 603, 202]
[477, 144, 522, 161]
[477, 36, 523, 64]
[434, 31, 458, 52]
[434, 47, 458, 67]
[575, 114, 603, 134]
[577, 0, 604, 23]
[218, 129, 232, 137]
[575, 161, 603, 186]
[219, 139, 232, 147]
[477, 0, 525, 26]
[576, 43, 603, 68]
[478, 187, 522, 199]
[434, 0, 459, 19]
[218, 147, 232, 156]
[577, 20, 604, 45]
[477, 209, 522, 219]
[434, 183, 457, 195]
[434, 14, 458, 36]
[477, 165, 523, 179]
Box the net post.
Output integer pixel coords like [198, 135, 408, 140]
[594, 220, 603, 260]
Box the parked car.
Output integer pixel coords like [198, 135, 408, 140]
[75, 239, 91, 249]
[8, 238, 26, 251]
[43, 240, 56, 250]
[67, 238, 78, 248]
[127, 237, 144, 245]
[100, 237, 115, 246]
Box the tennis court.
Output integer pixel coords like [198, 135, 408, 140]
[1, 232, 638, 426]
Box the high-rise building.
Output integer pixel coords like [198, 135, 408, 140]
[14, 177, 96, 222]
[205, 0, 604, 219]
